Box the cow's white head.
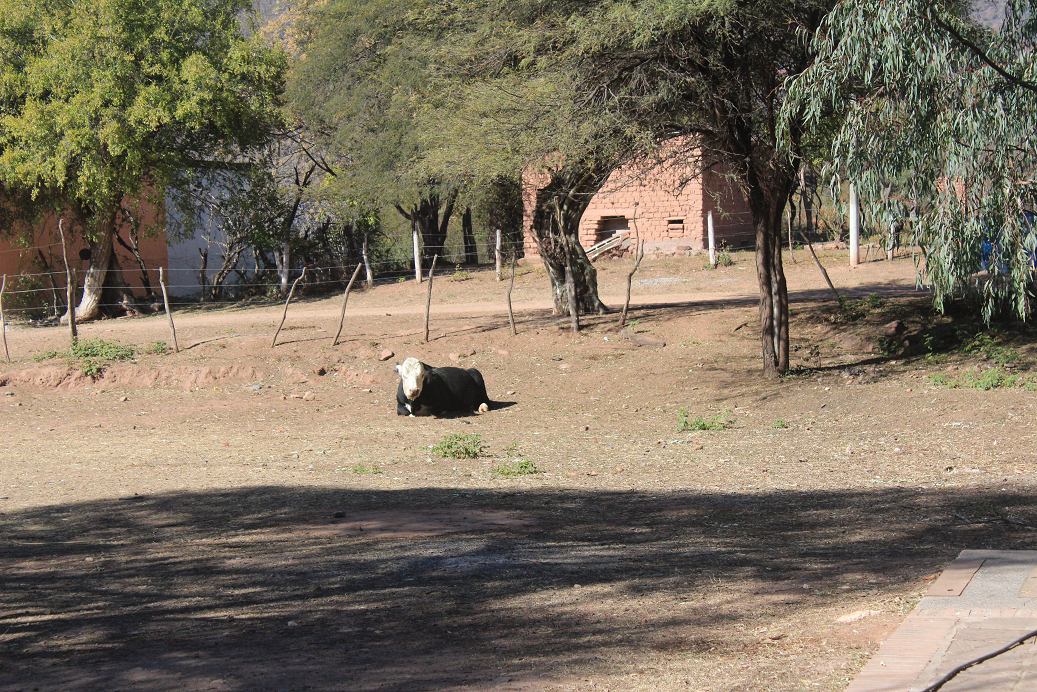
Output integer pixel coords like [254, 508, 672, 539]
[396, 357, 427, 400]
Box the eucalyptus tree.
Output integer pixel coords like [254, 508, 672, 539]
[423, 0, 837, 374]
[0, 0, 286, 322]
[785, 0, 1037, 321]
[288, 0, 461, 264]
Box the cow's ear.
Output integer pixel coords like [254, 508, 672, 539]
[395, 363, 403, 375]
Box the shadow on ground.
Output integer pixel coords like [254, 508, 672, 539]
[2, 484, 1035, 691]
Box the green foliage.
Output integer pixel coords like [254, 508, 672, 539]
[710, 250, 735, 268]
[785, 0, 1037, 322]
[0, 0, 286, 234]
[772, 419, 790, 429]
[492, 459, 540, 477]
[34, 337, 135, 376]
[840, 294, 886, 321]
[71, 338, 135, 362]
[961, 332, 1020, 367]
[677, 408, 733, 432]
[351, 463, 383, 475]
[928, 368, 1033, 390]
[450, 266, 472, 282]
[148, 342, 168, 355]
[432, 433, 484, 459]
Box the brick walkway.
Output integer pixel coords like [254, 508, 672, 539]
[846, 550, 1037, 692]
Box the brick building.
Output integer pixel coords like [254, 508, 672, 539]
[523, 156, 755, 257]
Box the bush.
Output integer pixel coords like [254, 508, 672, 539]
[677, 408, 733, 431]
[432, 433, 484, 459]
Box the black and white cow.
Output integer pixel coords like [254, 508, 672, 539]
[396, 357, 492, 416]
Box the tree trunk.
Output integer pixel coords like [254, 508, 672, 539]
[362, 234, 373, 288]
[395, 190, 458, 264]
[462, 207, 478, 265]
[70, 207, 119, 322]
[748, 174, 793, 378]
[530, 169, 610, 316]
[275, 239, 290, 297]
[198, 247, 209, 301]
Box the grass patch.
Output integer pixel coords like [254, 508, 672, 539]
[928, 368, 1035, 390]
[432, 433, 484, 459]
[34, 337, 135, 377]
[351, 463, 383, 475]
[772, 419, 790, 429]
[677, 408, 733, 431]
[492, 459, 540, 477]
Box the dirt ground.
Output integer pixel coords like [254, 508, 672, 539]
[1, 248, 1036, 692]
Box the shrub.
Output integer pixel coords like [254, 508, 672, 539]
[677, 408, 733, 431]
[432, 433, 484, 459]
[493, 459, 540, 477]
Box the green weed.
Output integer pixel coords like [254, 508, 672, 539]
[432, 433, 485, 459]
[493, 459, 540, 477]
[928, 368, 1031, 390]
[962, 332, 1019, 366]
[772, 419, 789, 429]
[677, 408, 733, 431]
[33, 337, 135, 377]
[351, 463, 383, 475]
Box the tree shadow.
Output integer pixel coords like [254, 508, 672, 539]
[2, 484, 1035, 691]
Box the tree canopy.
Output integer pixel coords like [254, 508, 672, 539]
[0, 0, 286, 319]
[785, 0, 1037, 321]
[418, 0, 837, 374]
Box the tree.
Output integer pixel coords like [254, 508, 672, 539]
[0, 0, 286, 321]
[423, 0, 836, 373]
[784, 0, 1037, 322]
[288, 0, 462, 266]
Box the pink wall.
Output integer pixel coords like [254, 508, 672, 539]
[523, 155, 755, 257]
[0, 200, 168, 297]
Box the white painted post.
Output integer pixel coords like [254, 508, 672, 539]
[495, 228, 503, 281]
[707, 210, 716, 267]
[849, 183, 860, 267]
[412, 226, 422, 282]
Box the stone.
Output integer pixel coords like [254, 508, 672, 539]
[878, 320, 906, 338]
[378, 349, 394, 361]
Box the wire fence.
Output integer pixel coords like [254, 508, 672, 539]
[0, 238, 535, 317]
[0, 214, 784, 318]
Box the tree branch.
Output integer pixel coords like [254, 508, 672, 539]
[930, 12, 1037, 96]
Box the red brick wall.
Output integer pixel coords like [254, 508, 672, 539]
[0, 200, 167, 293]
[523, 155, 754, 257]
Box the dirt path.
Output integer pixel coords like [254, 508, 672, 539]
[1, 249, 1035, 692]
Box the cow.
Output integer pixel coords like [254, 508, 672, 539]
[396, 357, 492, 417]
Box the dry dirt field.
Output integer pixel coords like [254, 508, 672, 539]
[1, 248, 1036, 692]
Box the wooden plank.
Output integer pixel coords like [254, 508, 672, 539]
[925, 557, 985, 597]
[1017, 564, 1037, 598]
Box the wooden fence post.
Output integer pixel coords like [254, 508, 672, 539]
[271, 267, 307, 348]
[423, 255, 438, 343]
[58, 219, 77, 342]
[708, 211, 716, 268]
[849, 183, 860, 267]
[495, 228, 503, 281]
[159, 267, 179, 353]
[333, 263, 363, 346]
[0, 274, 10, 363]
[413, 226, 422, 283]
[67, 268, 77, 344]
[506, 253, 517, 336]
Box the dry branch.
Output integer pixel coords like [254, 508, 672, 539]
[333, 263, 363, 346]
[159, 267, 179, 353]
[423, 255, 438, 343]
[271, 267, 307, 348]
